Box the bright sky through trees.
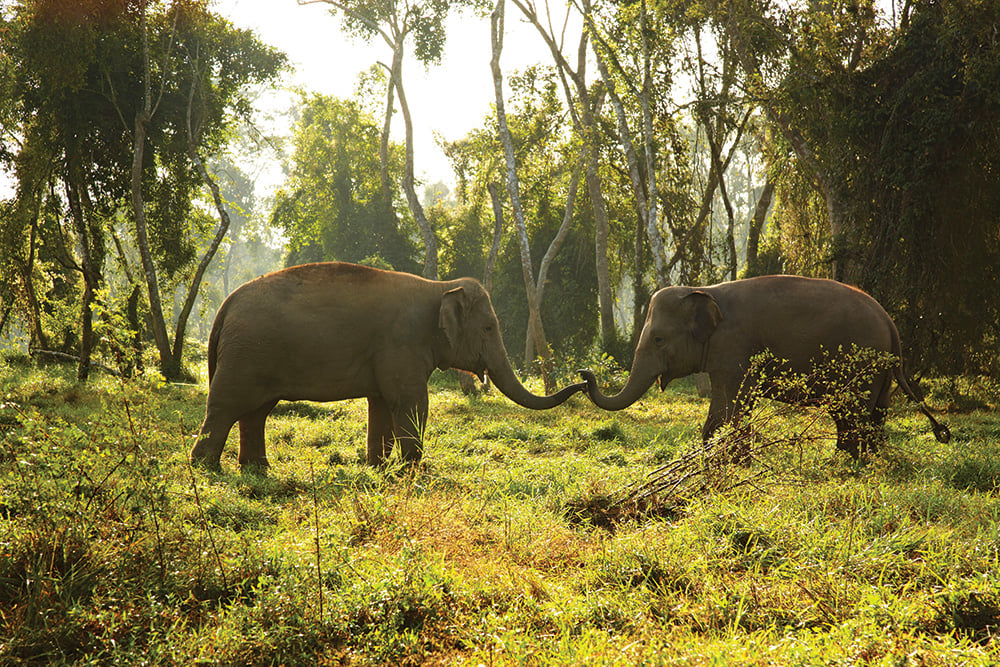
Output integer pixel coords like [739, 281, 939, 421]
[217, 0, 559, 191]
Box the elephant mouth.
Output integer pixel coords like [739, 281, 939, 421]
[658, 374, 669, 391]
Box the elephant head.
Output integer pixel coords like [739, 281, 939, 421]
[439, 280, 584, 409]
[580, 287, 722, 410]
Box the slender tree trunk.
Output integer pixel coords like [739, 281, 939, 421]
[632, 212, 648, 345]
[525, 147, 584, 363]
[18, 193, 49, 350]
[745, 175, 775, 275]
[485, 182, 505, 294]
[388, 45, 437, 279]
[491, 0, 552, 390]
[131, 110, 176, 377]
[513, 0, 615, 350]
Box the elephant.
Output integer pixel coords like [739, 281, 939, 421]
[190, 262, 585, 470]
[579, 275, 950, 457]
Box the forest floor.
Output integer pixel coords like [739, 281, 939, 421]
[1, 353, 1000, 665]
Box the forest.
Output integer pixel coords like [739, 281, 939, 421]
[1, 0, 1000, 663]
[2, 0, 998, 381]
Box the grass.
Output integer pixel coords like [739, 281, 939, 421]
[1, 354, 999, 664]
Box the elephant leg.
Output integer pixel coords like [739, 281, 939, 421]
[704, 377, 756, 464]
[390, 391, 429, 463]
[238, 399, 278, 470]
[191, 402, 240, 470]
[832, 407, 883, 458]
[832, 410, 861, 458]
[832, 383, 886, 458]
[366, 396, 394, 466]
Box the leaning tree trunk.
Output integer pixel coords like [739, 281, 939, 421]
[745, 175, 775, 275]
[513, 0, 615, 350]
[484, 182, 505, 294]
[64, 154, 104, 382]
[172, 69, 233, 372]
[491, 0, 553, 391]
[388, 44, 438, 279]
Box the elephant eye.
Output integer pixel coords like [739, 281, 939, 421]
[653, 336, 665, 347]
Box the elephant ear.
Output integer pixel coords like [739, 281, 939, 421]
[439, 286, 466, 349]
[685, 290, 722, 343]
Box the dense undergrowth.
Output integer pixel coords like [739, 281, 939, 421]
[1, 353, 1000, 665]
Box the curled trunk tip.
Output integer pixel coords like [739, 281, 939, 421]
[578, 367, 656, 411]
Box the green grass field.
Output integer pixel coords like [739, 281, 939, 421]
[2, 355, 1000, 665]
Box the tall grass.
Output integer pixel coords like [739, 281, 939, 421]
[0, 355, 998, 664]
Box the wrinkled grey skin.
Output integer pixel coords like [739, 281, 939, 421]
[580, 275, 950, 457]
[191, 262, 585, 470]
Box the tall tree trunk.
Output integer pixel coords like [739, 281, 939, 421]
[131, 8, 178, 378]
[388, 45, 437, 279]
[131, 109, 176, 377]
[513, 0, 615, 350]
[379, 69, 395, 210]
[484, 182, 505, 294]
[64, 153, 104, 382]
[745, 175, 775, 275]
[491, 0, 553, 390]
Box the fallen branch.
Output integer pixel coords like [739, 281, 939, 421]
[29, 349, 122, 377]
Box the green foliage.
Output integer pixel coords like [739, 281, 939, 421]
[0, 0, 286, 384]
[755, 0, 1000, 376]
[273, 93, 419, 272]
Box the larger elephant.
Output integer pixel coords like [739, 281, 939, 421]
[191, 262, 584, 470]
[580, 275, 950, 457]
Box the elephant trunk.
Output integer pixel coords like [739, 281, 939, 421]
[578, 362, 659, 411]
[487, 351, 584, 410]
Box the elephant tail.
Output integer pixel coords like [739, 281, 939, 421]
[889, 324, 951, 444]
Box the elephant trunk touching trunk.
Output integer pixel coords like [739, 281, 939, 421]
[578, 367, 659, 411]
[486, 354, 584, 410]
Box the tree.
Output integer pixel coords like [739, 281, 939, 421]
[272, 93, 418, 271]
[117, 0, 285, 379]
[299, 0, 469, 279]
[490, 0, 554, 388]
[718, 0, 1000, 374]
[0, 0, 285, 380]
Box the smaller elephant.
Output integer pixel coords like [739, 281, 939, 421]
[191, 262, 585, 471]
[579, 275, 949, 457]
